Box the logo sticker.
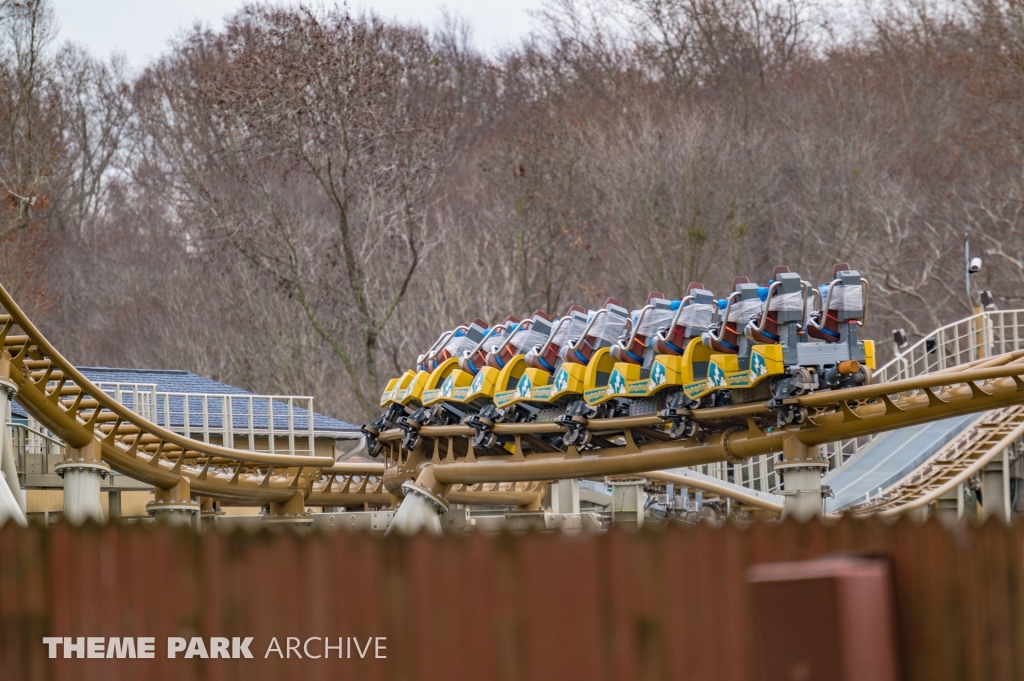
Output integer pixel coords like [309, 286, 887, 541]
[553, 368, 569, 392]
[648, 361, 667, 391]
[441, 375, 455, 398]
[470, 371, 485, 393]
[608, 369, 626, 395]
[515, 374, 533, 399]
[751, 352, 767, 381]
[707, 362, 727, 389]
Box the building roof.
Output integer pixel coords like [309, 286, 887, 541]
[11, 366, 359, 437]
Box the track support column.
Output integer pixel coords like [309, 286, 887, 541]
[148, 477, 199, 526]
[982, 455, 1012, 524]
[776, 432, 828, 521]
[550, 479, 581, 515]
[199, 497, 224, 530]
[386, 464, 449, 536]
[266, 491, 312, 527]
[0, 360, 25, 517]
[108, 490, 121, 520]
[56, 440, 109, 524]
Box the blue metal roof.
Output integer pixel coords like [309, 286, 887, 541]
[11, 366, 358, 435]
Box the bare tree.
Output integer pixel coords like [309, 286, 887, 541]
[133, 6, 460, 418]
[594, 109, 773, 298]
[0, 0, 57, 236]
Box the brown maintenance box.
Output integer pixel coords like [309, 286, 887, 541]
[747, 556, 901, 681]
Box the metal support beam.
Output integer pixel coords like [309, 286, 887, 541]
[549, 479, 581, 515]
[777, 431, 827, 521]
[199, 497, 223, 531]
[933, 484, 963, 528]
[386, 465, 449, 536]
[108, 490, 121, 520]
[612, 480, 646, 528]
[148, 477, 198, 526]
[265, 490, 311, 526]
[982, 456, 1011, 524]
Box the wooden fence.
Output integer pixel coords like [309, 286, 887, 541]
[1, 518, 1023, 680]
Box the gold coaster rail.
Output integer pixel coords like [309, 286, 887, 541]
[0, 283, 549, 516]
[0, 283, 355, 509]
[378, 358, 1024, 490]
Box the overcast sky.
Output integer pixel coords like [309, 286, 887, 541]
[51, 0, 544, 68]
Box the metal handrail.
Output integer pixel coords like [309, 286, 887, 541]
[491, 318, 534, 358]
[656, 295, 695, 344]
[465, 323, 508, 359]
[617, 304, 656, 352]
[92, 381, 319, 456]
[533, 316, 574, 359]
[9, 420, 66, 480]
[10, 421, 65, 449]
[566, 308, 610, 352]
[746, 281, 781, 337]
[703, 291, 740, 345]
[824, 308, 1017, 471]
[421, 325, 469, 364]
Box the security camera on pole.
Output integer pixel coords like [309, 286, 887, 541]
[965, 232, 983, 313]
[965, 233, 988, 361]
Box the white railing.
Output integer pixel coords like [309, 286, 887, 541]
[93, 382, 318, 456]
[700, 310, 1024, 495]
[9, 420, 65, 478]
[821, 309, 1024, 471]
[99, 382, 159, 421]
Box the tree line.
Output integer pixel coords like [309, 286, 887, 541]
[1, 0, 1023, 421]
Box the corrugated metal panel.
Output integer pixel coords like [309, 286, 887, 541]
[825, 414, 981, 511]
[2, 520, 1024, 680]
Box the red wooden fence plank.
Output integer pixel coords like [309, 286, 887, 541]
[3, 518, 1024, 681]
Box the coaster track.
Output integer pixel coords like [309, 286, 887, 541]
[849, 405, 1024, 516]
[371, 352, 1024, 492]
[0, 285, 383, 509]
[5, 280, 1024, 518]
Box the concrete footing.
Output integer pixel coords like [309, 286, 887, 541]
[778, 433, 827, 521]
[56, 441, 110, 525]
